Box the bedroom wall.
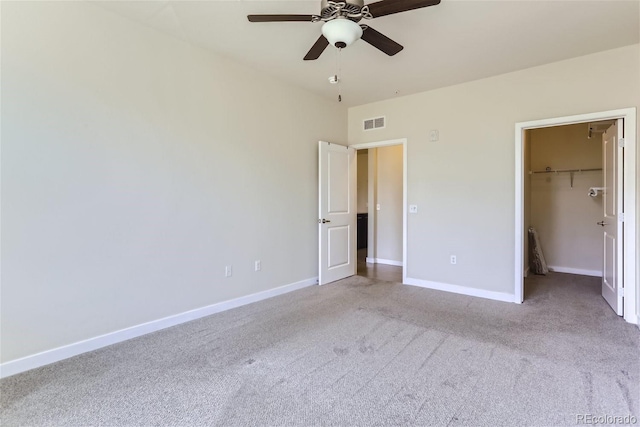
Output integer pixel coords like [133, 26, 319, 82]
[529, 123, 603, 276]
[348, 44, 639, 298]
[1, 2, 346, 364]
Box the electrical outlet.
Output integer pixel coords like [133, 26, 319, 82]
[376, 204, 381, 211]
[450, 255, 457, 265]
[225, 265, 232, 277]
[254, 260, 261, 271]
[409, 204, 418, 213]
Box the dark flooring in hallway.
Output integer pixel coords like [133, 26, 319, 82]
[357, 248, 402, 282]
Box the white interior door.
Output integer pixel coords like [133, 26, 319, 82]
[601, 119, 623, 315]
[319, 141, 356, 285]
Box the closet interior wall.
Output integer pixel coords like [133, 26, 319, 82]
[528, 123, 604, 276]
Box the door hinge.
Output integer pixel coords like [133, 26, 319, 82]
[619, 213, 625, 222]
[618, 138, 625, 148]
[618, 287, 624, 297]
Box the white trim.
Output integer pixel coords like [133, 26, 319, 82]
[350, 138, 406, 150]
[0, 277, 318, 379]
[365, 257, 375, 264]
[350, 138, 407, 284]
[524, 267, 530, 278]
[515, 108, 637, 324]
[547, 266, 602, 277]
[515, 123, 524, 304]
[403, 140, 407, 285]
[370, 258, 403, 266]
[404, 277, 516, 303]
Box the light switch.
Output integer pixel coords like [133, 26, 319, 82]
[429, 129, 439, 142]
[409, 205, 418, 213]
[376, 204, 381, 211]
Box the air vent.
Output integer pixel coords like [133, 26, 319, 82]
[363, 116, 385, 131]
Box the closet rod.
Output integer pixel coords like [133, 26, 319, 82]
[529, 168, 602, 175]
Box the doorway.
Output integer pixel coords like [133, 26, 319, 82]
[515, 108, 637, 324]
[317, 138, 407, 286]
[356, 146, 403, 283]
[523, 120, 613, 307]
[351, 138, 407, 284]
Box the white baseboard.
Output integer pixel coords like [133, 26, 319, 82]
[0, 277, 318, 379]
[366, 258, 403, 266]
[547, 265, 602, 277]
[524, 267, 530, 278]
[404, 277, 516, 303]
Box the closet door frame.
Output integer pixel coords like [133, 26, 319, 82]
[514, 108, 637, 325]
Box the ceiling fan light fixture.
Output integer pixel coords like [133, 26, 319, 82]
[321, 17, 363, 48]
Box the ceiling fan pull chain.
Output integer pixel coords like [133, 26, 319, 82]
[337, 47, 342, 102]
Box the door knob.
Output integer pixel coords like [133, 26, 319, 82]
[597, 221, 607, 226]
[318, 219, 331, 224]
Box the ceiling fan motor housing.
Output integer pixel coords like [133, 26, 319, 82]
[321, 0, 365, 19]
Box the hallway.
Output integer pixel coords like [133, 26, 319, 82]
[357, 248, 402, 283]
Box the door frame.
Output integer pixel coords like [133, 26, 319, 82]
[514, 108, 637, 324]
[350, 138, 408, 284]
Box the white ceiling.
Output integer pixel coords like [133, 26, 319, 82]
[94, 0, 639, 107]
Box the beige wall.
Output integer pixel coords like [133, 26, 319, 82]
[529, 124, 603, 274]
[348, 45, 639, 295]
[357, 151, 369, 213]
[2, 2, 638, 366]
[1, 2, 346, 363]
[374, 145, 403, 263]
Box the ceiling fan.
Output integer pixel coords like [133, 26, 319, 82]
[247, 0, 441, 60]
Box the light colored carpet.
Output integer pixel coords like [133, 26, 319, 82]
[2, 273, 638, 426]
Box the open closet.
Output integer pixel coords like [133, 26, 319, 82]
[525, 121, 613, 278]
[516, 108, 637, 321]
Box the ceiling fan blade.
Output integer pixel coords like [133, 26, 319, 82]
[304, 35, 329, 60]
[361, 26, 403, 56]
[247, 14, 316, 22]
[367, 0, 440, 19]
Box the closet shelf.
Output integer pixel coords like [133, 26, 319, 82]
[529, 167, 602, 189]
